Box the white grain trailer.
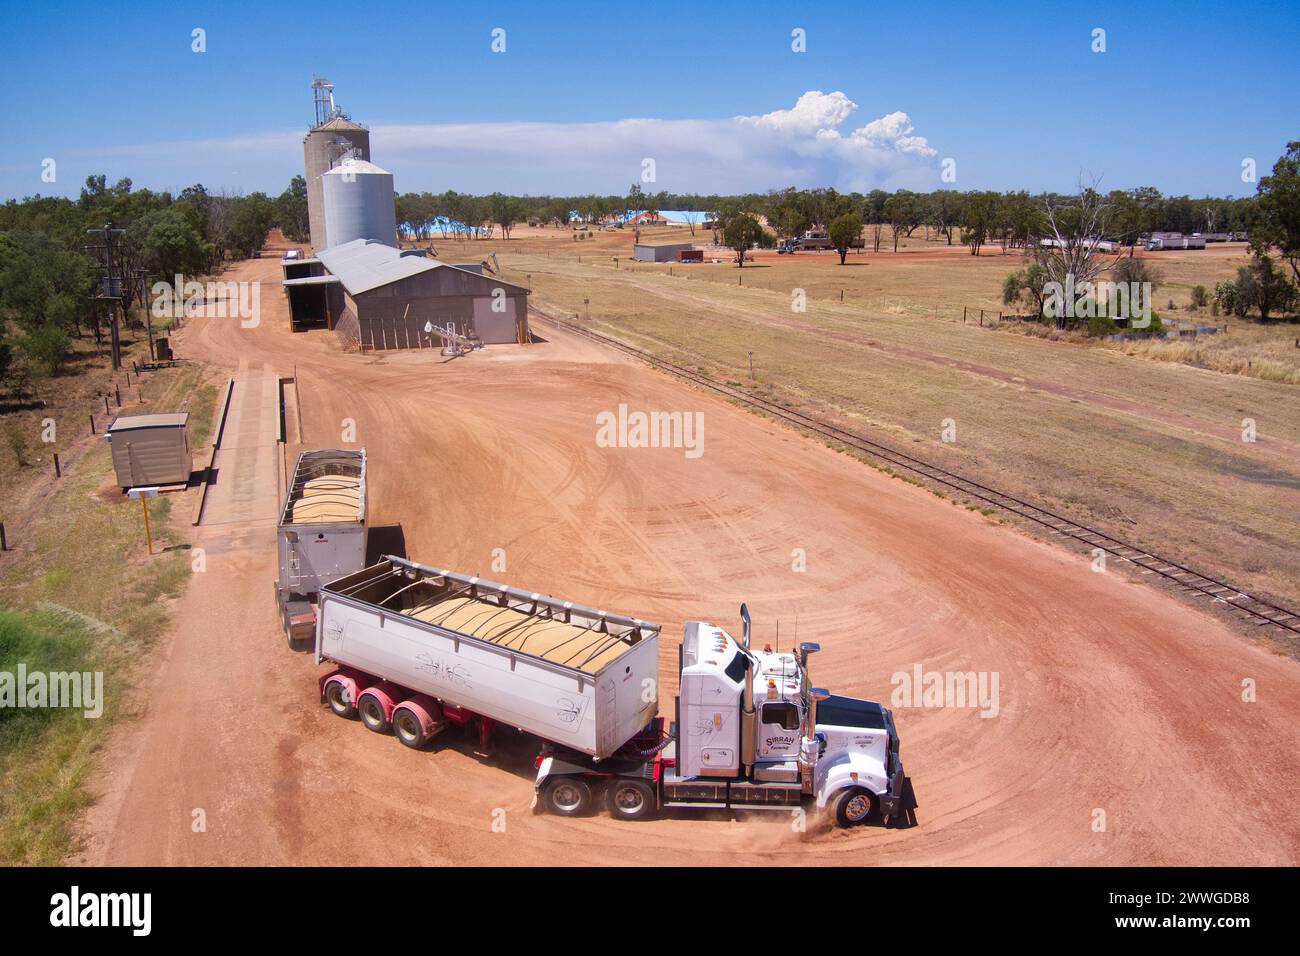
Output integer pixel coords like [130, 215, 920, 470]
[315, 557, 660, 759]
[276, 449, 368, 646]
[314, 559, 907, 828]
[1146, 236, 1206, 250]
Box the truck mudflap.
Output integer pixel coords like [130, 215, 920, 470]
[878, 757, 906, 822]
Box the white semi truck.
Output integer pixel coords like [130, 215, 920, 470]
[315, 557, 905, 827]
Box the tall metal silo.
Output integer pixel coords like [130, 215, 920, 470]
[321, 159, 398, 249]
[303, 79, 370, 251]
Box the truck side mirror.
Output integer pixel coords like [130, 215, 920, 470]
[740, 603, 751, 649]
[798, 641, 820, 665]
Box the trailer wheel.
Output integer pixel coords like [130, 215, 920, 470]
[833, 787, 877, 828]
[324, 680, 356, 719]
[358, 693, 390, 734]
[542, 776, 592, 817]
[392, 708, 426, 749]
[606, 779, 657, 821]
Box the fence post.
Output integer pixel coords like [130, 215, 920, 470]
[0, 522, 6, 551]
[90, 414, 96, 435]
[54, 454, 61, 478]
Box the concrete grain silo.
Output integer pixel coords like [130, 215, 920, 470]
[303, 79, 370, 251]
[321, 159, 398, 249]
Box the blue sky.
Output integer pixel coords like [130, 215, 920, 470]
[1, 0, 1296, 201]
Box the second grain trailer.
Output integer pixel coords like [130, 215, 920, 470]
[276, 448, 368, 646]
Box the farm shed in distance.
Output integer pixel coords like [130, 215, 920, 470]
[633, 242, 697, 263]
[105, 413, 192, 490]
[282, 238, 530, 348]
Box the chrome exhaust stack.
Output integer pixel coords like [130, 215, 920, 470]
[801, 686, 830, 794]
[797, 642, 820, 736]
[740, 604, 756, 777]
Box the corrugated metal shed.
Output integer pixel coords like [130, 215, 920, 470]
[633, 242, 696, 262]
[316, 239, 529, 295]
[316, 239, 440, 294]
[106, 413, 191, 488]
[282, 274, 342, 287]
[107, 412, 189, 431]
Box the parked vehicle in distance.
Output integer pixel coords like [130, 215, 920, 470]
[276, 449, 368, 646]
[797, 230, 833, 250]
[315, 557, 906, 828]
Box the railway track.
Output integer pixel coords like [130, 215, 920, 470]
[532, 305, 1300, 638]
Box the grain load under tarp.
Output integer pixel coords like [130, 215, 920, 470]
[277, 449, 368, 600]
[403, 596, 637, 674]
[290, 475, 362, 523]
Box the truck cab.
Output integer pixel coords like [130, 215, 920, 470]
[536, 605, 905, 828]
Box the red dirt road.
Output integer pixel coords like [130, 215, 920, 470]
[77, 256, 1300, 866]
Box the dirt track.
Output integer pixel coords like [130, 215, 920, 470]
[77, 255, 1300, 866]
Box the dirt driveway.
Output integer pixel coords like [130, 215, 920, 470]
[76, 255, 1300, 866]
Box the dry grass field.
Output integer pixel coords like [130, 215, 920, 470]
[427, 228, 1300, 622]
[425, 223, 1300, 384]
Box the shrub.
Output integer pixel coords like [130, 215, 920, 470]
[1214, 279, 1241, 316]
[1088, 314, 1118, 337]
[19, 324, 71, 377]
[1113, 256, 1162, 291]
[5, 428, 28, 466]
[1190, 285, 1209, 309]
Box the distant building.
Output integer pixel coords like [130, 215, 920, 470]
[633, 242, 697, 263]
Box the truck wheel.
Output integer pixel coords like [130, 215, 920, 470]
[358, 693, 390, 734]
[833, 787, 877, 828]
[543, 776, 592, 817]
[392, 708, 426, 749]
[325, 680, 356, 719]
[606, 779, 657, 821]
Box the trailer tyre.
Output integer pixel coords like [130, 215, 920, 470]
[392, 707, 427, 749]
[324, 680, 357, 719]
[833, 787, 877, 828]
[358, 693, 391, 734]
[606, 778, 657, 821]
[543, 776, 592, 817]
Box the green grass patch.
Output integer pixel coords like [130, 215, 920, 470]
[0, 360, 217, 863]
[0, 605, 108, 865]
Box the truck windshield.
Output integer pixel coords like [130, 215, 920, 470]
[816, 695, 887, 730]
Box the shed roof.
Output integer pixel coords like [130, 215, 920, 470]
[315, 239, 440, 295]
[282, 274, 342, 287]
[315, 239, 530, 295]
[108, 413, 188, 431]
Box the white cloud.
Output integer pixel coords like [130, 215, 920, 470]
[373, 91, 937, 194]
[741, 90, 860, 135]
[11, 91, 939, 199]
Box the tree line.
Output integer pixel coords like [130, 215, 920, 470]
[0, 174, 302, 387]
[392, 182, 1260, 252]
